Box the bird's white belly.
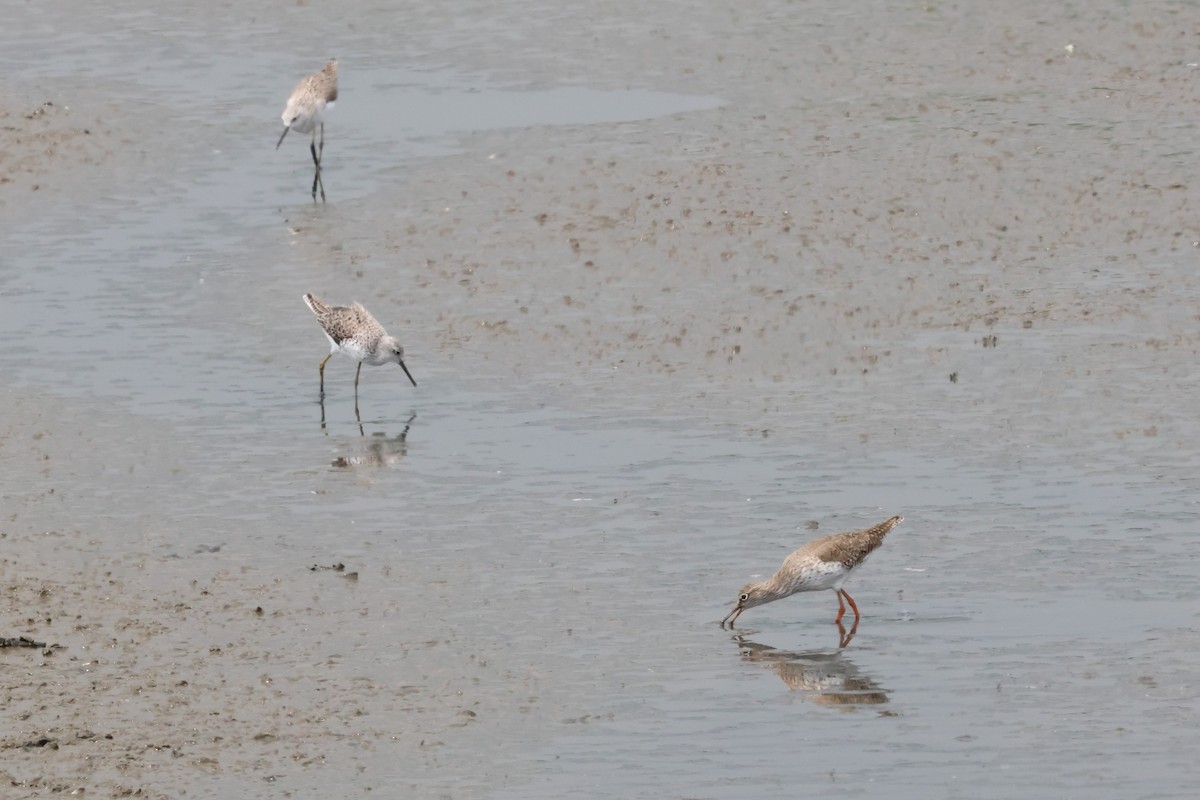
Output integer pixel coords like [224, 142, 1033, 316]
[325, 331, 370, 363]
[336, 339, 372, 363]
[799, 559, 856, 592]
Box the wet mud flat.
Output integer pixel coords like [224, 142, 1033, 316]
[4, 0, 1200, 797]
[0, 391, 606, 799]
[0, 532, 494, 798]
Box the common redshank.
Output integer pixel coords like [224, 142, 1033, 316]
[721, 515, 903, 628]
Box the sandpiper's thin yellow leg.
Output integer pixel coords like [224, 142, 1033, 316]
[318, 353, 333, 394]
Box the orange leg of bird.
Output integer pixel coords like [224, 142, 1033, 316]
[834, 590, 847, 624]
[840, 589, 861, 623]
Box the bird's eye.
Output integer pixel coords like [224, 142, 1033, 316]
[739, 593, 749, 602]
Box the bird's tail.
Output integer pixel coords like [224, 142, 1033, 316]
[302, 292, 328, 316]
[865, 515, 904, 548]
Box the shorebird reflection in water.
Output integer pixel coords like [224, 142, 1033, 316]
[733, 637, 888, 706]
[332, 414, 417, 466]
[722, 515, 903, 629]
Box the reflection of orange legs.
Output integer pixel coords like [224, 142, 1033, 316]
[836, 617, 860, 649]
[834, 589, 861, 647]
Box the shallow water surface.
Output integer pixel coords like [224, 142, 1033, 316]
[2, 1, 1199, 798]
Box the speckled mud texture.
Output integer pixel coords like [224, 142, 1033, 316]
[0, 86, 136, 228]
[3, 1, 1200, 798]
[1, 392, 585, 798]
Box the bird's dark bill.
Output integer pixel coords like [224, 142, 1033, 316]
[399, 359, 417, 387]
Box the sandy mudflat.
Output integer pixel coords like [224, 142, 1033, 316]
[1, 392, 572, 798]
[4, 0, 1200, 797]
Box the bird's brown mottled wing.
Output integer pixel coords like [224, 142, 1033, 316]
[347, 302, 387, 340]
[310, 302, 378, 345]
[292, 62, 337, 107]
[320, 60, 338, 102]
[810, 516, 903, 569]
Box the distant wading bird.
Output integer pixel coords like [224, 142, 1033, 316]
[721, 515, 903, 629]
[277, 59, 338, 202]
[303, 293, 417, 398]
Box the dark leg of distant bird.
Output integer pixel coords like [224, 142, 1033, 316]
[839, 589, 861, 624]
[354, 362, 362, 396]
[309, 128, 325, 203]
[318, 124, 325, 202]
[354, 397, 364, 437]
[319, 395, 328, 431]
[311, 165, 325, 203]
[318, 353, 333, 395]
[310, 149, 324, 203]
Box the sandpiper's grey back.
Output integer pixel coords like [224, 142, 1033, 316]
[277, 60, 338, 202]
[280, 59, 338, 132]
[303, 293, 386, 347]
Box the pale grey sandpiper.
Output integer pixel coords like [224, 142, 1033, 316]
[303, 292, 417, 397]
[277, 59, 338, 203]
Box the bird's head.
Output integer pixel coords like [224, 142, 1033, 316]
[380, 335, 405, 362]
[721, 580, 772, 627]
[734, 582, 773, 611]
[381, 335, 418, 387]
